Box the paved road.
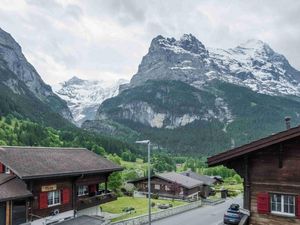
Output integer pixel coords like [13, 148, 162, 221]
[153, 196, 243, 225]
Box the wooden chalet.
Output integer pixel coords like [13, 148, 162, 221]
[208, 122, 300, 225]
[0, 146, 122, 225]
[129, 172, 203, 200]
[180, 171, 217, 198]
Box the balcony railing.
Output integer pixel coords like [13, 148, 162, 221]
[76, 192, 117, 210]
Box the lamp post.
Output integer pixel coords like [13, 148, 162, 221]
[135, 140, 151, 225]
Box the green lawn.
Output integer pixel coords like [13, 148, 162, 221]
[101, 196, 187, 222]
[120, 158, 147, 171]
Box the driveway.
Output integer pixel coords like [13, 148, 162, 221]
[153, 196, 243, 225]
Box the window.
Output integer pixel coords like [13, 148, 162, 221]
[154, 184, 160, 190]
[5, 166, 10, 174]
[271, 193, 295, 216]
[78, 185, 88, 196]
[47, 190, 61, 207]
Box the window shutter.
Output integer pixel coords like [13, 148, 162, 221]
[89, 184, 97, 193]
[0, 163, 3, 173]
[257, 192, 270, 214]
[296, 196, 300, 218]
[62, 188, 70, 204]
[39, 192, 48, 209]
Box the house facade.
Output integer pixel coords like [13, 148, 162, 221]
[0, 146, 122, 225]
[130, 172, 203, 200]
[180, 171, 217, 198]
[208, 125, 300, 225]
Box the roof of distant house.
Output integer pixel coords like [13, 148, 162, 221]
[0, 174, 32, 202]
[180, 171, 216, 186]
[0, 146, 122, 179]
[157, 172, 203, 189]
[129, 172, 203, 189]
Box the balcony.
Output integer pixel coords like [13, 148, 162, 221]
[76, 192, 117, 210]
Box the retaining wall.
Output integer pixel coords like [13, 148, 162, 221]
[111, 200, 202, 225]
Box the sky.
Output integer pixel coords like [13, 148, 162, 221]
[0, 0, 300, 85]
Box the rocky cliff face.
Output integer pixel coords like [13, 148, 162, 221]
[130, 34, 300, 97]
[87, 34, 300, 155]
[96, 34, 300, 130]
[130, 34, 212, 87]
[54, 76, 128, 125]
[0, 28, 73, 121]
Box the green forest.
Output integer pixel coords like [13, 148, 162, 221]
[0, 115, 240, 193]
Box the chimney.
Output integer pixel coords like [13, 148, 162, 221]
[285, 117, 291, 130]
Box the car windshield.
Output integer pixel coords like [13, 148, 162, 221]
[229, 204, 240, 211]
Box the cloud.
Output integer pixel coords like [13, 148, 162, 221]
[0, 0, 299, 85]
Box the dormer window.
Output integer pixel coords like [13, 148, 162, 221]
[5, 166, 10, 174]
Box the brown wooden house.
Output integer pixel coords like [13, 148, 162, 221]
[180, 171, 217, 198]
[208, 125, 300, 225]
[129, 172, 203, 200]
[0, 146, 122, 225]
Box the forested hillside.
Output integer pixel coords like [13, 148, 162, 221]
[0, 115, 139, 157]
[89, 80, 300, 156]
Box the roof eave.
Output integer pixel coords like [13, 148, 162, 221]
[19, 167, 123, 180]
[207, 126, 300, 167]
[0, 193, 32, 203]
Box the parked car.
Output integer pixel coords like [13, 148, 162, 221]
[223, 204, 243, 225]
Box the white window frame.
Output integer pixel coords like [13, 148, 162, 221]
[78, 185, 89, 196]
[48, 190, 61, 207]
[5, 166, 10, 174]
[154, 184, 160, 190]
[270, 193, 295, 217]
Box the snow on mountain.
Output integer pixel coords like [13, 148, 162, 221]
[130, 34, 300, 97]
[54, 76, 128, 125]
[208, 39, 300, 96]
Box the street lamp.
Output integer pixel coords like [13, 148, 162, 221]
[135, 140, 151, 225]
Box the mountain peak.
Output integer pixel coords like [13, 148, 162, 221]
[150, 33, 207, 55]
[178, 33, 206, 54]
[65, 76, 85, 86]
[237, 39, 274, 52]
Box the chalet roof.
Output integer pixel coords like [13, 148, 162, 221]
[180, 171, 216, 186]
[0, 174, 32, 202]
[207, 125, 300, 166]
[129, 172, 203, 189]
[157, 172, 203, 189]
[0, 146, 122, 179]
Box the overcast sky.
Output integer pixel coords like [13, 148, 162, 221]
[0, 0, 299, 85]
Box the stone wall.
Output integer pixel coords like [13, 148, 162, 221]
[111, 200, 202, 225]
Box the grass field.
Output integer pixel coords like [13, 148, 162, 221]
[101, 196, 187, 222]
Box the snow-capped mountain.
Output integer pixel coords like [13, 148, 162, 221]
[130, 34, 300, 97]
[84, 33, 300, 155]
[54, 76, 128, 125]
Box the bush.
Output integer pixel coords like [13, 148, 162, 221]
[152, 193, 159, 199]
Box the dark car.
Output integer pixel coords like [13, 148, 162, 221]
[223, 204, 242, 225]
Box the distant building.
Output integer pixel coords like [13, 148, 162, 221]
[180, 171, 218, 198]
[0, 146, 122, 225]
[129, 172, 203, 200]
[208, 124, 300, 225]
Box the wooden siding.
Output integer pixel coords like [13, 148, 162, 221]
[250, 183, 300, 225]
[28, 177, 74, 220]
[228, 136, 300, 225]
[133, 177, 200, 199]
[27, 173, 111, 221]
